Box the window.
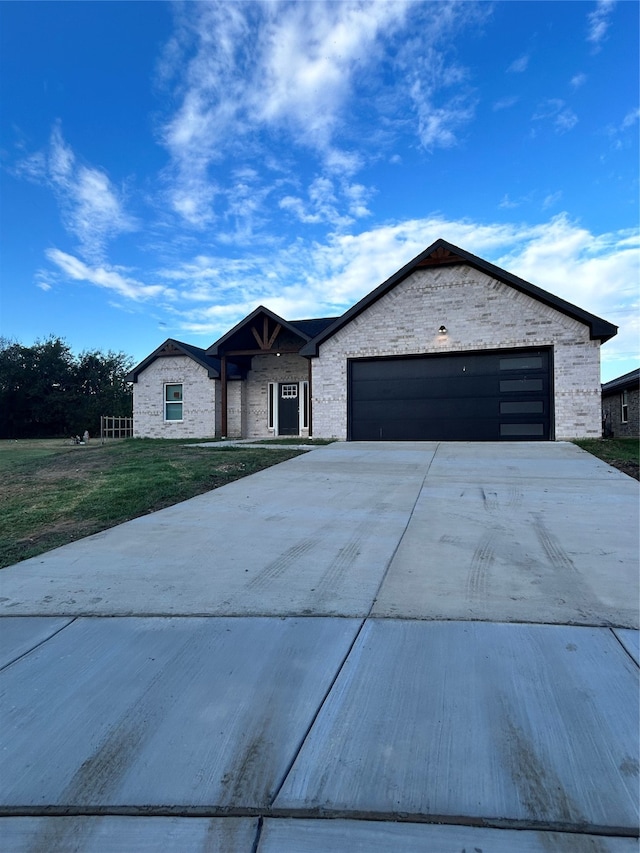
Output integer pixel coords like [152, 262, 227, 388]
[499, 378, 543, 393]
[281, 384, 298, 398]
[499, 356, 543, 371]
[165, 383, 183, 421]
[500, 401, 544, 414]
[621, 390, 629, 423]
[500, 423, 545, 436]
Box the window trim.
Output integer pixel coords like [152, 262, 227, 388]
[621, 389, 629, 424]
[164, 383, 184, 422]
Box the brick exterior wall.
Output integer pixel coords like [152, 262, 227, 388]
[310, 264, 602, 441]
[603, 388, 639, 438]
[132, 356, 218, 439]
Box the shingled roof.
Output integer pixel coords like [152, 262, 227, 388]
[602, 368, 639, 395]
[300, 238, 618, 356]
[126, 339, 241, 383]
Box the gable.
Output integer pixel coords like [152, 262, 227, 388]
[300, 239, 617, 356]
[126, 339, 239, 383]
[206, 306, 311, 357]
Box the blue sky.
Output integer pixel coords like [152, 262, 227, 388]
[1, 0, 638, 381]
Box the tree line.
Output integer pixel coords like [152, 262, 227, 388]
[0, 336, 133, 439]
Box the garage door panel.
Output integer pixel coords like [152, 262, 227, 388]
[354, 396, 549, 422]
[352, 376, 549, 403]
[351, 415, 510, 441]
[349, 350, 551, 441]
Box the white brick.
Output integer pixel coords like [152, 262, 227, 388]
[132, 356, 217, 439]
[310, 265, 601, 440]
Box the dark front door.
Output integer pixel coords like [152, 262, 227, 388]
[349, 349, 551, 441]
[278, 383, 299, 435]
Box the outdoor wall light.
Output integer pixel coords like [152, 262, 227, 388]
[438, 325, 448, 335]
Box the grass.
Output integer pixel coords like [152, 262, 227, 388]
[573, 437, 639, 479]
[0, 438, 310, 569]
[4, 434, 635, 569]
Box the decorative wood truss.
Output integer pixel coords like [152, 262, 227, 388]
[217, 312, 311, 437]
[223, 315, 300, 357]
[252, 316, 281, 350]
[416, 246, 463, 266]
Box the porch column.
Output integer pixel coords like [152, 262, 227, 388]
[307, 358, 312, 437]
[220, 354, 227, 438]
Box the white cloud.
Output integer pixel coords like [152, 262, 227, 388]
[158, 1, 412, 226]
[17, 124, 137, 262]
[542, 191, 563, 210]
[149, 215, 637, 377]
[587, 0, 616, 50]
[604, 107, 640, 151]
[499, 195, 521, 210]
[570, 73, 587, 90]
[493, 96, 519, 112]
[157, 1, 486, 227]
[507, 55, 530, 74]
[621, 108, 640, 131]
[533, 99, 578, 134]
[411, 87, 476, 150]
[34, 270, 55, 292]
[278, 175, 372, 227]
[46, 249, 174, 302]
[254, 1, 408, 149]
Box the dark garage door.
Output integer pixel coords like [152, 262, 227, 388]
[349, 349, 551, 441]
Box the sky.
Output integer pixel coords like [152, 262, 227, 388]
[1, 0, 638, 382]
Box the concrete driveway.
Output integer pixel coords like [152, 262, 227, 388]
[0, 441, 638, 851]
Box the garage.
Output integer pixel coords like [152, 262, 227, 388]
[348, 348, 551, 441]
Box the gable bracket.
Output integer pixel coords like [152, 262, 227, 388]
[417, 247, 463, 267]
[251, 318, 282, 350]
[267, 323, 282, 349]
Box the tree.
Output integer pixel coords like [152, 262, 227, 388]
[0, 337, 133, 439]
[70, 349, 134, 435]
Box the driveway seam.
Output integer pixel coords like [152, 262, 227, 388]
[0, 616, 77, 673]
[268, 444, 440, 809]
[609, 627, 640, 668]
[268, 617, 367, 808]
[367, 442, 440, 618]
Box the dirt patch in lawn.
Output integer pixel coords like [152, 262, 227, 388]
[610, 460, 639, 481]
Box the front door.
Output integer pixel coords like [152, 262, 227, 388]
[278, 383, 299, 435]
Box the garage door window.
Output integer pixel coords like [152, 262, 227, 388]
[500, 356, 543, 371]
[500, 401, 544, 414]
[500, 423, 545, 436]
[499, 378, 543, 393]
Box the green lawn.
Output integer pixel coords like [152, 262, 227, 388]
[0, 438, 308, 569]
[573, 438, 639, 479]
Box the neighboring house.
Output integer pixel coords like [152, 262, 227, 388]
[602, 369, 639, 438]
[128, 238, 618, 442]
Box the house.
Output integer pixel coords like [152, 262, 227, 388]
[127, 238, 618, 442]
[602, 369, 639, 438]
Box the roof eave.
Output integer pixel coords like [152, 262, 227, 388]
[300, 238, 618, 354]
[206, 305, 311, 356]
[126, 339, 221, 382]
